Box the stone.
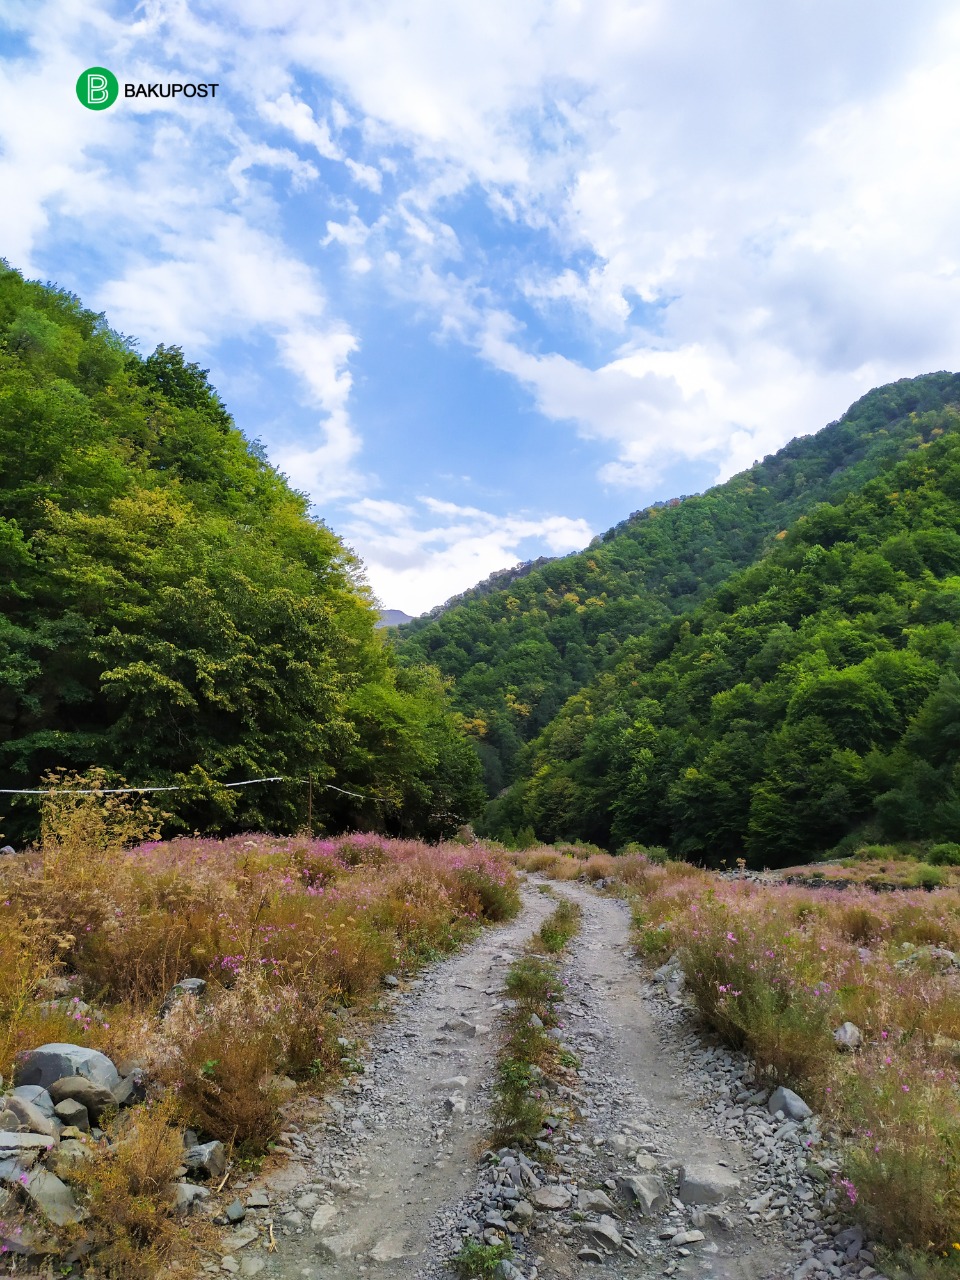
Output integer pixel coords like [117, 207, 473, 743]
[585, 1214, 622, 1248]
[225, 1199, 246, 1223]
[578, 1188, 617, 1214]
[493, 1262, 524, 1280]
[0, 1132, 56, 1156]
[0, 846, 15, 856]
[3, 1095, 56, 1137]
[159, 977, 208, 1017]
[383, 975, 400, 987]
[221, 1258, 240, 1275]
[617, 1173, 668, 1215]
[52, 1139, 94, 1172]
[578, 1248, 604, 1263]
[833, 1022, 862, 1051]
[246, 1189, 270, 1208]
[54, 1098, 90, 1132]
[239, 1260, 266, 1278]
[768, 1086, 813, 1121]
[369, 1229, 410, 1261]
[530, 1184, 572, 1210]
[184, 1140, 227, 1180]
[11, 1085, 55, 1119]
[311, 1204, 339, 1233]
[0, 1110, 18, 1132]
[510, 1199, 534, 1222]
[112, 1071, 147, 1108]
[223, 1225, 258, 1250]
[14, 1044, 120, 1093]
[23, 1168, 86, 1226]
[48, 1076, 117, 1120]
[172, 1182, 211, 1215]
[678, 1163, 742, 1206]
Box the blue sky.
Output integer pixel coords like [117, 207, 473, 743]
[3, 0, 960, 613]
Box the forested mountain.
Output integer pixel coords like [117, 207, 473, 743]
[0, 265, 483, 841]
[489, 406, 960, 865]
[394, 373, 960, 794]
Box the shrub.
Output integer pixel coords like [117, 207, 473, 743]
[453, 1239, 514, 1278]
[928, 843, 960, 867]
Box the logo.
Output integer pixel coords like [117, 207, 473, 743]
[76, 66, 119, 111]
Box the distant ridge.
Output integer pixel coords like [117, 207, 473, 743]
[377, 608, 415, 628]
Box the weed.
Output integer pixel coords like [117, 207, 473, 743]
[452, 1238, 514, 1278]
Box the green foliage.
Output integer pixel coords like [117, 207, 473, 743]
[485, 398, 960, 866]
[395, 373, 960, 806]
[452, 1239, 514, 1279]
[0, 264, 482, 841]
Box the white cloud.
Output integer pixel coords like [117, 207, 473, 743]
[344, 496, 593, 614]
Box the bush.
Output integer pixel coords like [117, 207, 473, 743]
[909, 863, 948, 889]
[928, 843, 960, 866]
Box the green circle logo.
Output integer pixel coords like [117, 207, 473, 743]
[76, 66, 119, 111]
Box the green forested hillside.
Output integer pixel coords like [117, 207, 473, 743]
[0, 265, 483, 841]
[489, 407, 960, 865]
[395, 373, 960, 794]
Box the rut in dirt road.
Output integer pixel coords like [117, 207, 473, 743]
[250, 883, 557, 1280]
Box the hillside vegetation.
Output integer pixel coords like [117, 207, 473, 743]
[491, 407, 960, 865]
[0, 265, 483, 841]
[395, 373, 960, 798]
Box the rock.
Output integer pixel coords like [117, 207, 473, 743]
[239, 1260, 266, 1278]
[578, 1248, 604, 1263]
[510, 1198, 534, 1222]
[183, 1140, 227, 1180]
[222, 1225, 258, 1250]
[678, 1163, 742, 1205]
[3, 1094, 57, 1137]
[369, 1229, 410, 1261]
[0, 846, 15, 856]
[48, 1076, 117, 1120]
[768, 1086, 813, 1121]
[836, 1226, 865, 1259]
[54, 1098, 90, 1132]
[0, 1132, 56, 1156]
[112, 1070, 147, 1108]
[159, 977, 208, 1017]
[311, 1204, 339, 1233]
[383, 975, 400, 987]
[529, 1013, 544, 1029]
[493, 1262, 524, 1280]
[14, 1044, 121, 1093]
[246, 1189, 270, 1208]
[23, 1168, 86, 1226]
[833, 1022, 862, 1051]
[11, 1085, 55, 1120]
[0, 1110, 19, 1132]
[617, 1173, 668, 1215]
[172, 1182, 210, 1215]
[578, 1188, 617, 1214]
[585, 1214, 622, 1248]
[52, 1139, 94, 1172]
[225, 1199, 246, 1223]
[221, 1258, 240, 1275]
[530, 1184, 572, 1210]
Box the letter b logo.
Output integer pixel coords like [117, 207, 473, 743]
[76, 66, 119, 110]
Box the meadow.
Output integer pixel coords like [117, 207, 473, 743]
[512, 844, 960, 1273]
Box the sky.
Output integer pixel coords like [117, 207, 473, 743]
[3, 1, 960, 614]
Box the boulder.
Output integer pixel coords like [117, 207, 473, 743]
[112, 1070, 146, 1108]
[54, 1098, 90, 1132]
[183, 1139, 227, 1180]
[159, 978, 207, 1018]
[578, 1188, 617, 1214]
[530, 1184, 572, 1210]
[51, 1139, 94, 1172]
[14, 1044, 120, 1093]
[3, 1095, 57, 1138]
[768, 1085, 813, 1121]
[617, 1173, 668, 1215]
[833, 1022, 862, 1051]
[23, 1168, 86, 1226]
[172, 1181, 210, 1216]
[584, 1214, 623, 1249]
[11, 1085, 55, 1120]
[0, 846, 15, 856]
[677, 1163, 742, 1205]
[48, 1076, 116, 1120]
[0, 1110, 19, 1132]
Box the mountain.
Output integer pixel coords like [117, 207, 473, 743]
[489, 400, 960, 865]
[376, 609, 415, 628]
[393, 373, 960, 798]
[0, 264, 484, 841]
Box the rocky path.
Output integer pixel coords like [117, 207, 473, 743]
[210, 880, 878, 1280]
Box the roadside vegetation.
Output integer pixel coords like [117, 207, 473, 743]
[0, 782, 518, 1273]
[513, 844, 960, 1274]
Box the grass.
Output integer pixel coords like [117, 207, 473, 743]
[490, 898, 582, 1147]
[524, 846, 960, 1271]
[452, 1238, 514, 1278]
[0, 778, 521, 1273]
